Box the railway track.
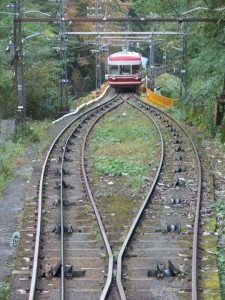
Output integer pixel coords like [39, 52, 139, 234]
[9, 91, 220, 300]
[118, 95, 201, 300]
[84, 94, 202, 300]
[29, 94, 124, 299]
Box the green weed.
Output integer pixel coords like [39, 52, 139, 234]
[89, 103, 160, 192]
[0, 120, 52, 196]
[0, 275, 11, 300]
[212, 200, 225, 297]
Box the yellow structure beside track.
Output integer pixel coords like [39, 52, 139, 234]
[145, 88, 179, 108]
[75, 83, 178, 110]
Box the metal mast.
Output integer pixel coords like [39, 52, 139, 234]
[149, 24, 155, 91]
[123, 12, 129, 51]
[180, 22, 188, 101]
[13, 0, 25, 125]
[95, 0, 101, 91]
[103, 0, 110, 77]
[59, 0, 69, 115]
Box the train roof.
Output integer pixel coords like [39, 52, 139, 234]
[108, 51, 142, 61]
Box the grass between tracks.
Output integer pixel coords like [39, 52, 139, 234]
[86, 102, 161, 254]
[89, 102, 160, 192]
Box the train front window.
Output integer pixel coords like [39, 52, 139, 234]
[132, 65, 140, 74]
[120, 65, 131, 74]
[109, 65, 119, 75]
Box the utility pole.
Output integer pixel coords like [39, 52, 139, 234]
[102, 0, 110, 77]
[149, 24, 155, 91]
[13, 0, 25, 125]
[58, 0, 69, 116]
[163, 52, 167, 72]
[123, 12, 129, 51]
[180, 22, 187, 101]
[87, 1, 102, 92]
[95, 0, 101, 92]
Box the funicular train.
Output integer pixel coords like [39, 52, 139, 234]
[107, 51, 142, 90]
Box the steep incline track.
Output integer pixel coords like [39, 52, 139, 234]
[115, 95, 202, 300]
[9, 91, 220, 300]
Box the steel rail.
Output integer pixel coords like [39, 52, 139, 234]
[58, 103, 113, 298]
[29, 132, 65, 300]
[159, 113, 201, 300]
[133, 95, 202, 300]
[116, 99, 165, 299]
[29, 135, 63, 299]
[29, 119, 82, 300]
[60, 142, 66, 299]
[28, 96, 116, 299]
[81, 97, 123, 299]
[178, 125, 201, 300]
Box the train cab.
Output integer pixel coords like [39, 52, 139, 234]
[107, 51, 142, 89]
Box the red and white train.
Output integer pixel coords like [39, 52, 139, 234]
[107, 51, 142, 90]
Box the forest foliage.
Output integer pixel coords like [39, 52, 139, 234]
[0, 0, 224, 136]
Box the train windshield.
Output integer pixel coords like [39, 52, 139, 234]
[109, 65, 119, 75]
[120, 65, 130, 74]
[109, 64, 140, 75]
[132, 65, 140, 74]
